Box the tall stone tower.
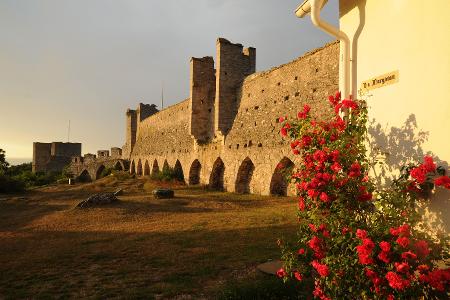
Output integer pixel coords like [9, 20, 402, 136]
[214, 38, 256, 136]
[189, 56, 216, 142]
[123, 109, 137, 159]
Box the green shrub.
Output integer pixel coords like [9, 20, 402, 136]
[0, 173, 25, 193]
[150, 167, 184, 182]
[13, 171, 62, 187]
[6, 162, 32, 176]
[100, 167, 113, 178]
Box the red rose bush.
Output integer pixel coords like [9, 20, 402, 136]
[278, 93, 449, 299]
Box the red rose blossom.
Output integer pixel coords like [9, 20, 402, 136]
[414, 240, 430, 258]
[319, 192, 330, 203]
[276, 268, 287, 278]
[378, 251, 390, 263]
[434, 175, 450, 189]
[423, 155, 436, 172]
[396, 237, 410, 248]
[348, 162, 361, 178]
[395, 262, 410, 273]
[312, 260, 330, 277]
[313, 284, 331, 300]
[379, 241, 391, 252]
[385, 271, 411, 290]
[356, 229, 368, 239]
[342, 99, 358, 110]
[294, 271, 303, 281]
[401, 251, 417, 260]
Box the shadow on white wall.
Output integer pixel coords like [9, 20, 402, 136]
[368, 114, 449, 237]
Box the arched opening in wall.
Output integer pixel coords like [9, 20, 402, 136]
[78, 169, 92, 182]
[114, 161, 123, 171]
[162, 160, 170, 174]
[235, 157, 255, 194]
[152, 159, 160, 175]
[209, 158, 225, 191]
[173, 160, 184, 182]
[144, 160, 150, 176]
[130, 161, 136, 174]
[189, 159, 201, 185]
[96, 165, 106, 180]
[136, 159, 143, 176]
[270, 157, 295, 196]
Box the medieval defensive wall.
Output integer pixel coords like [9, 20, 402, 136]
[69, 148, 128, 181]
[122, 38, 339, 196]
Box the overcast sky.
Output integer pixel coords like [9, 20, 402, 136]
[0, 0, 338, 160]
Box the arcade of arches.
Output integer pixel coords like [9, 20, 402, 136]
[129, 155, 297, 196]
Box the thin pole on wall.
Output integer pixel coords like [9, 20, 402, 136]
[161, 81, 164, 110]
[67, 120, 71, 142]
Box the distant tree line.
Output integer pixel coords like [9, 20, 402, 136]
[0, 148, 68, 193]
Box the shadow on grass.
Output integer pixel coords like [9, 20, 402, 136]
[0, 200, 71, 230]
[93, 198, 214, 214]
[217, 273, 310, 300]
[0, 224, 298, 299]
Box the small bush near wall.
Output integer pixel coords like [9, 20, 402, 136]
[100, 167, 113, 178]
[150, 167, 184, 182]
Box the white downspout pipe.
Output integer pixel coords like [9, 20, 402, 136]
[296, 0, 351, 101]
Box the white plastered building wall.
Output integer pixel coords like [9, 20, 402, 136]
[296, 0, 450, 236]
[339, 0, 450, 235]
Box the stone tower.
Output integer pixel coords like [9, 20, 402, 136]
[214, 38, 256, 136]
[123, 109, 137, 159]
[189, 56, 216, 142]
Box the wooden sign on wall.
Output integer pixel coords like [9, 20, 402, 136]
[360, 70, 399, 91]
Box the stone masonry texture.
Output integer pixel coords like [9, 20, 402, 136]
[121, 39, 339, 196]
[32, 142, 81, 173]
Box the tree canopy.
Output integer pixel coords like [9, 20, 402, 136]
[0, 148, 9, 172]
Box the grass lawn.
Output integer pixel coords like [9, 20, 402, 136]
[0, 175, 302, 299]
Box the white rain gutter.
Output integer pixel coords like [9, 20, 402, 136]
[295, 0, 351, 100]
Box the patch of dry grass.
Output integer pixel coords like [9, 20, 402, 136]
[0, 178, 298, 299]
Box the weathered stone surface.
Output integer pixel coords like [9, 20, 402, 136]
[256, 260, 283, 275]
[124, 40, 339, 196]
[32, 142, 81, 173]
[69, 156, 128, 181]
[77, 193, 118, 208]
[152, 189, 174, 199]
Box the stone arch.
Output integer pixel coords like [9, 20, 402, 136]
[136, 159, 143, 176]
[209, 157, 225, 191]
[114, 161, 123, 171]
[235, 157, 255, 194]
[270, 157, 295, 196]
[96, 165, 106, 180]
[152, 159, 160, 175]
[162, 159, 170, 173]
[78, 169, 92, 182]
[130, 160, 136, 174]
[144, 160, 150, 176]
[174, 159, 185, 181]
[189, 159, 201, 185]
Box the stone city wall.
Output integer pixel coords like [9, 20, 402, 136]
[127, 40, 339, 196]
